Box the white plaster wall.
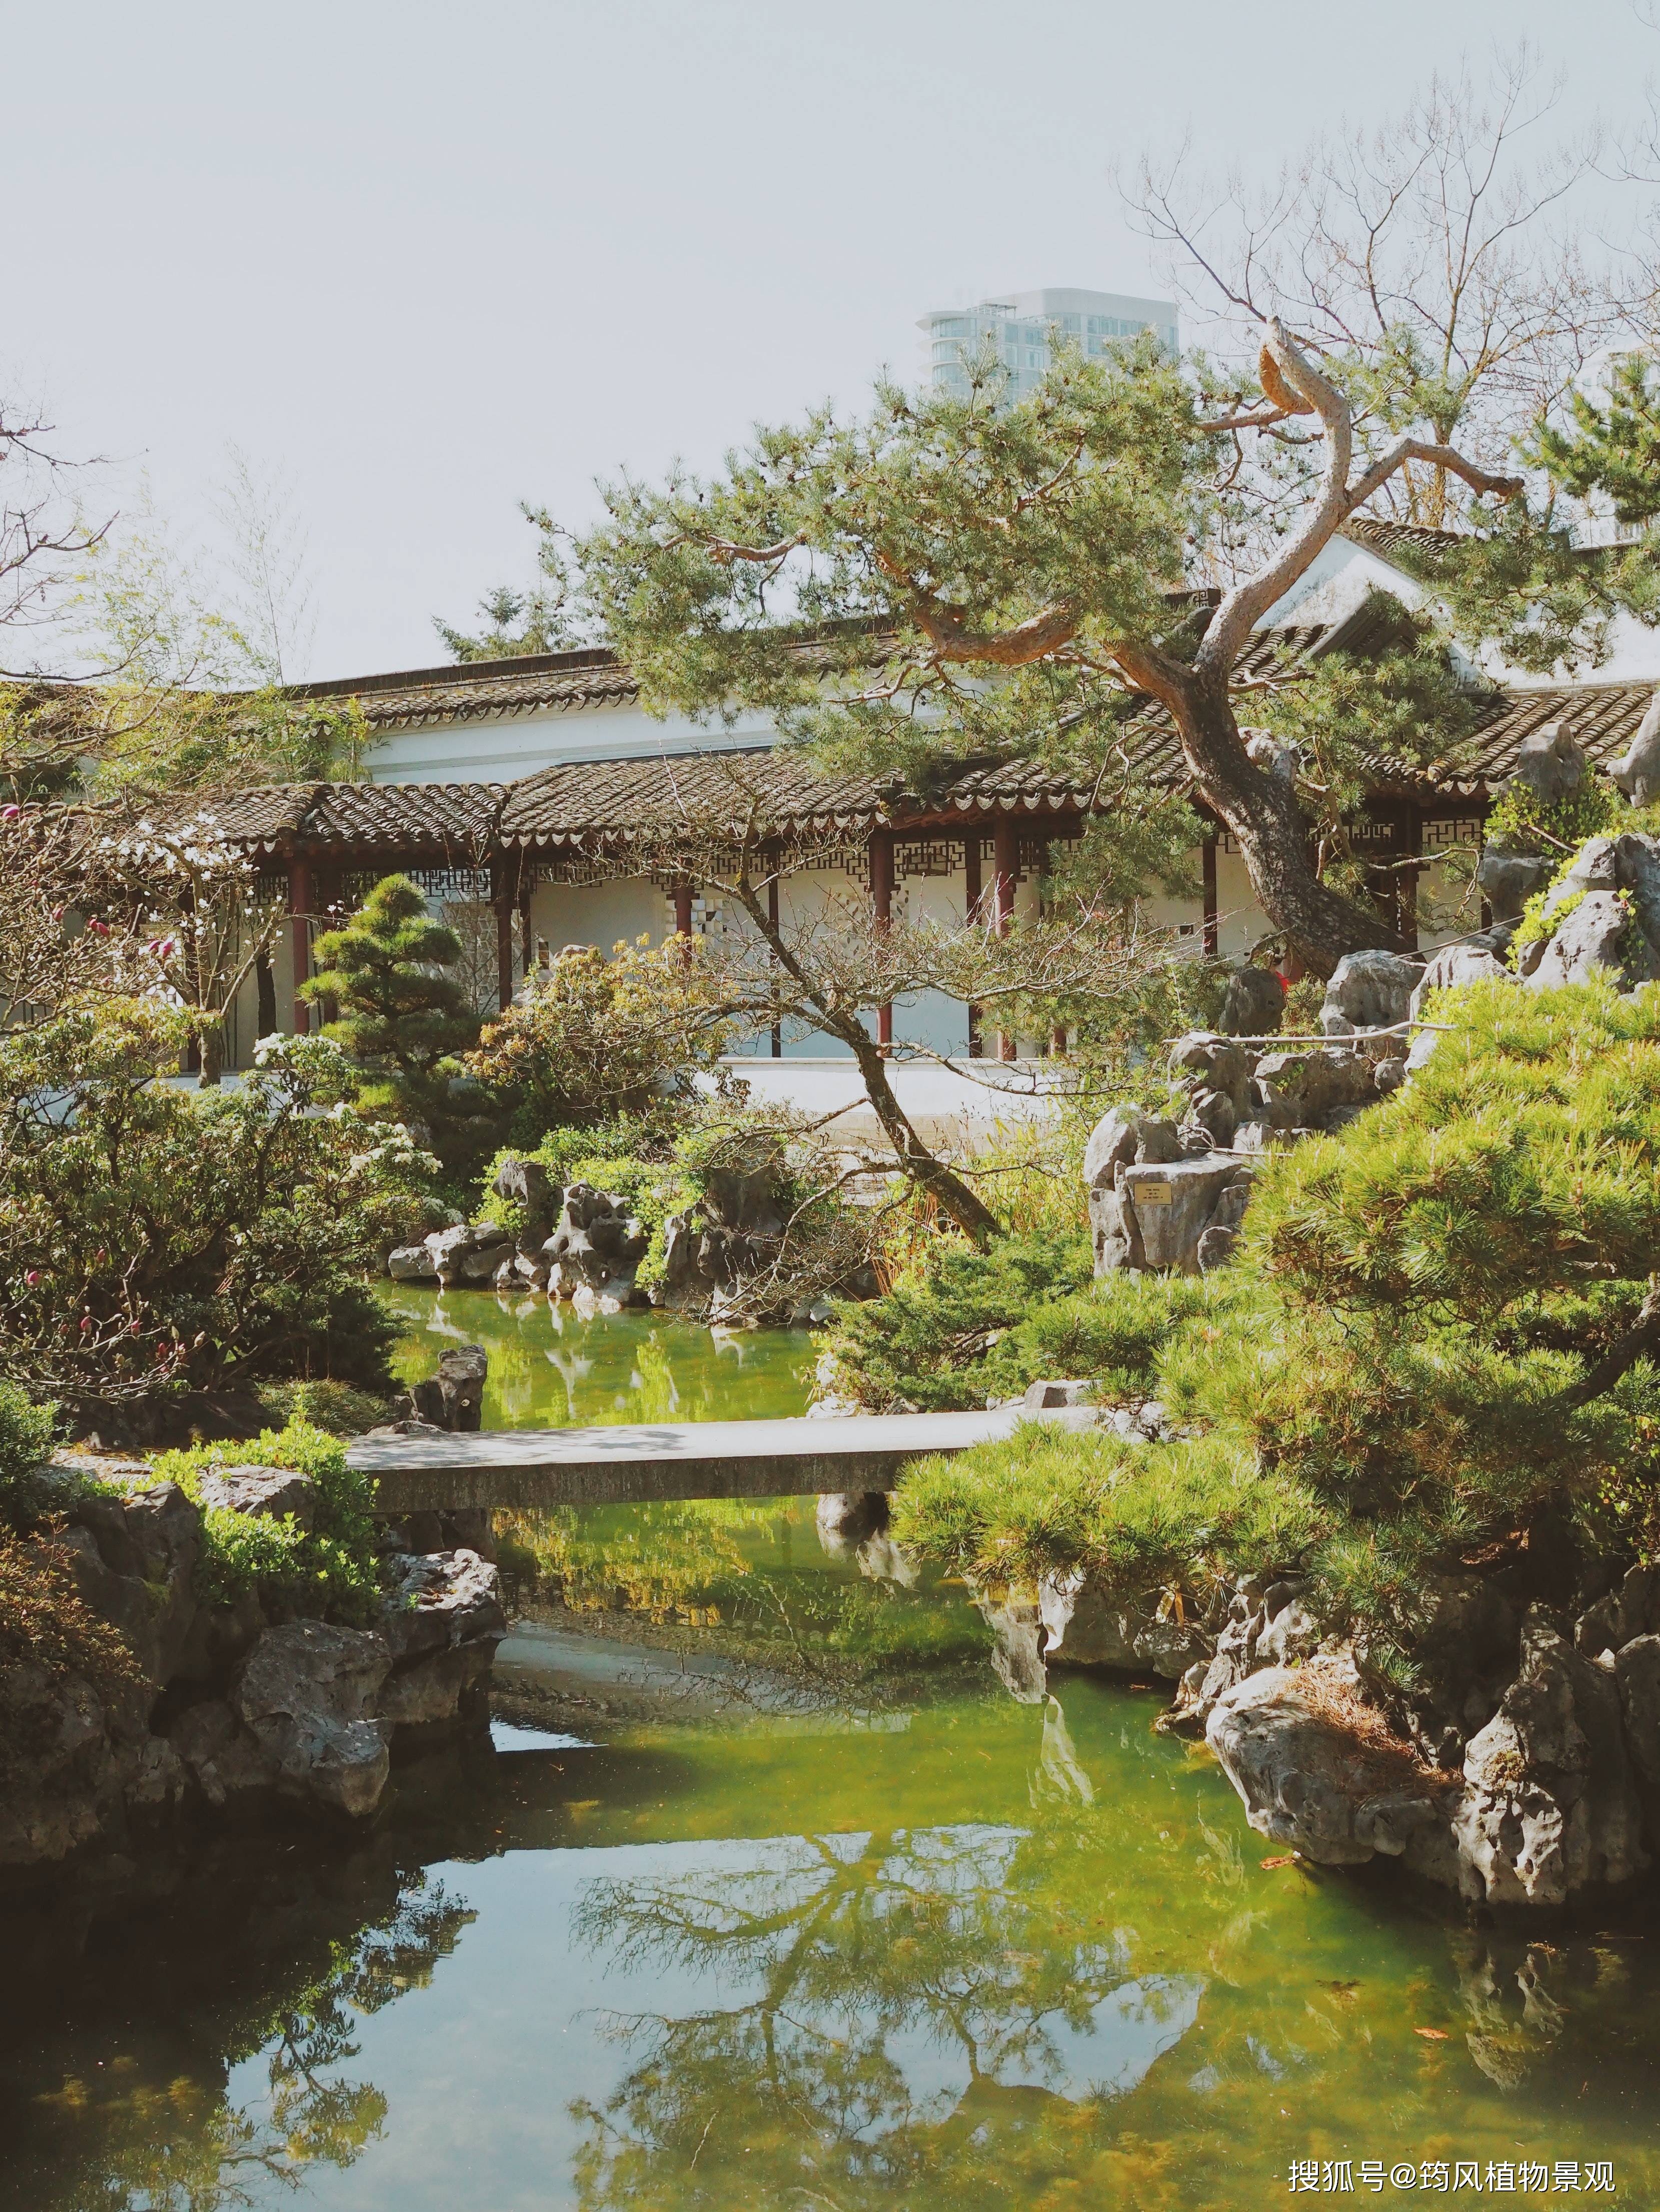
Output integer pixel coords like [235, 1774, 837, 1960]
[1214, 845, 1269, 959]
[365, 699, 777, 786]
[525, 874, 666, 962]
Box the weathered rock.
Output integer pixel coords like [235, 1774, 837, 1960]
[1185, 1085, 1239, 1147]
[1255, 1597, 1320, 1667]
[1615, 830, 1660, 953]
[56, 1481, 200, 1686]
[233, 1621, 393, 1818]
[1252, 1046, 1373, 1129]
[1615, 1634, 1660, 1837]
[193, 1466, 316, 1530]
[425, 1224, 478, 1288]
[815, 1491, 889, 1550]
[1244, 729, 1299, 782]
[702, 1165, 786, 1240]
[1021, 1378, 1096, 1410]
[1575, 1561, 1660, 1657]
[1207, 1657, 1450, 1868]
[168, 1696, 278, 1809]
[1455, 1614, 1647, 1906]
[1509, 721, 1589, 806]
[1083, 1105, 1145, 1193]
[1168, 1031, 1251, 1102]
[456, 1238, 514, 1285]
[1612, 687, 1660, 805]
[0, 1651, 150, 1869]
[388, 1243, 439, 1281]
[1115, 1155, 1240, 1274]
[1218, 964, 1285, 1037]
[1320, 950, 1424, 1035]
[377, 1549, 506, 1728]
[1407, 941, 1515, 1020]
[407, 1344, 487, 1432]
[1525, 889, 1649, 991]
[1132, 1117, 1183, 1165]
[494, 1155, 558, 1248]
[1040, 1567, 1212, 1680]
[1087, 1181, 1140, 1275]
[1195, 1224, 1237, 1271]
[1476, 848, 1554, 922]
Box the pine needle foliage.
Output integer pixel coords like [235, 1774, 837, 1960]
[892, 979, 1660, 1648]
[304, 876, 491, 1177]
[306, 876, 480, 1089]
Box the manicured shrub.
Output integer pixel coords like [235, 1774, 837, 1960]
[0, 1381, 59, 1532]
[152, 1416, 381, 1623]
[0, 1006, 430, 1411]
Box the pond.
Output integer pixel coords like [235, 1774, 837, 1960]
[379, 1283, 817, 1428]
[6, 1309, 1659, 2206]
[6, 1497, 1660, 2208]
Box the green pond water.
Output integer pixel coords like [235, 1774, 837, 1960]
[5, 1304, 1660, 2206]
[379, 1283, 818, 1427]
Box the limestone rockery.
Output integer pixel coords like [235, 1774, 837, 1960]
[4, 1463, 505, 1878]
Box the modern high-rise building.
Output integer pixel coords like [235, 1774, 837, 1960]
[919, 286, 1180, 401]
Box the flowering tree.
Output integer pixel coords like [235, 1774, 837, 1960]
[96, 800, 287, 1084]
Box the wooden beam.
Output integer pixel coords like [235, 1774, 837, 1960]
[491, 853, 520, 1011]
[963, 833, 983, 1059]
[871, 825, 894, 1052]
[992, 819, 1017, 1062]
[287, 855, 313, 1035]
[1202, 833, 1219, 956]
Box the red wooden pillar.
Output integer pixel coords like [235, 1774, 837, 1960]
[992, 819, 1017, 1062]
[287, 854, 313, 1035]
[963, 833, 983, 1059]
[1201, 832, 1219, 956]
[870, 826, 894, 1052]
[674, 877, 694, 962]
[767, 851, 782, 1059]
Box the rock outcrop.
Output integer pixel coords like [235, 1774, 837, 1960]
[1040, 1567, 1212, 1679]
[405, 1344, 488, 1432]
[1192, 1572, 1660, 1908]
[1512, 831, 1660, 993]
[1206, 1655, 1454, 1874]
[232, 1621, 393, 1818]
[1085, 1019, 1414, 1278]
[3, 1452, 510, 1876]
[377, 1548, 507, 1727]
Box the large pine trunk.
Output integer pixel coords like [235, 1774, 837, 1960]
[1171, 672, 1402, 978]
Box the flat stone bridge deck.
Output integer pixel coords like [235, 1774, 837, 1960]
[346, 1406, 1098, 1514]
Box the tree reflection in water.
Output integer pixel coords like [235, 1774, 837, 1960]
[569, 1797, 1204, 2212]
[17, 1869, 473, 2212]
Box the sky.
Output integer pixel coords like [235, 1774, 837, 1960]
[6, 0, 1659, 679]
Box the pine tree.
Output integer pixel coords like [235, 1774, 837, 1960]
[1528, 354, 1660, 525]
[303, 875, 482, 1135]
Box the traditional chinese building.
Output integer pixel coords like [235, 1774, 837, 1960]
[198, 522, 1660, 1089]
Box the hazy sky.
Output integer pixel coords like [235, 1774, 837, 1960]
[6, 0, 1658, 677]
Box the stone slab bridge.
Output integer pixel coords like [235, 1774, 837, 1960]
[346, 1406, 1099, 1515]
